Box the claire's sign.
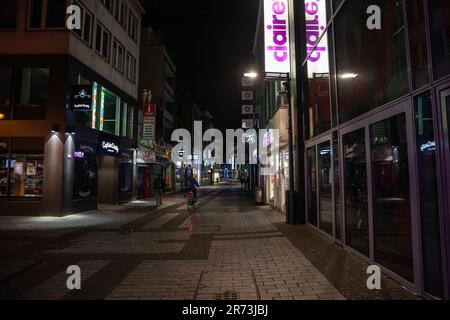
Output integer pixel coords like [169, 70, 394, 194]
[264, 0, 291, 73]
[71, 85, 93, 111]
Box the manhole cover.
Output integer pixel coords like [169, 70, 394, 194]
[214, 290, 240, 300]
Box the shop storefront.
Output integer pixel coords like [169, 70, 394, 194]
[300, 0, 450, 299]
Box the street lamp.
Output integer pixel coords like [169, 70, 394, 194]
[244, 72, 258, 78]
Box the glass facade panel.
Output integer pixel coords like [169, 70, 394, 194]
[318, 141, 332, 235]
[335, 0, 408, 124]
[370, 113, 413, 282]
[73, 141, 97, 200]
[306, 146, 318, 226]
[45, 0, 66, 28]
[406, 0, 430, 89]
[414, 91, 443, 297]
[0, 138, 8, 200]
[429, 0, 450, 79]
[333, 131, 341, 240]
[343, 128, 369, 255]
[29, 0, 42, 28]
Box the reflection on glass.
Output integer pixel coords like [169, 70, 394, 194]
[9, 156, 44, 199]
[318, 141, 332, 235]
[370, 113, 413, 282]
[333, 131, 341, 240]
[307, 146, 318, 226]
[335, 0, 408, 123]
[14, 68, 49, 120]
[101, 87, 119, 135]
[343, 128, 368, 255]
[406, 0, 430, 89]
[429, 0, 450, 79]
[415, 92, 443, 297]
[73, 142, 98, 200]
[119, 163, 133, 193]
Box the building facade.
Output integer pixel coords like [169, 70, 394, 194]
[0, 0, 145, 215]
[299, 0, 450, 299]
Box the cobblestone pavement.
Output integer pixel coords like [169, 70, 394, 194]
[0, 183, 418, 300]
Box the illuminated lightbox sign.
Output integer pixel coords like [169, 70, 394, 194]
[71, 85, 93, 111]
[264, 0, 291, 73]
[305, 0, 330, 79]
[100, 134, 120, 157]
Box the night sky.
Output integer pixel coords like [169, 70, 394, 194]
[140, 0, 259, 131]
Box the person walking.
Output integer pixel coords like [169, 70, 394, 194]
[153, 174, 164, 206]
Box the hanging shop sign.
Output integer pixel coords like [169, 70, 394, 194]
[143, 104, 157, 146]
[71, 85, 93, 111]
[99, 134, 120, 157]
[264, 0, 291, 73]
[305, 0, 329, 78]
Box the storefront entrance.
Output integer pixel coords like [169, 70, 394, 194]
[98, 155, 118, 205]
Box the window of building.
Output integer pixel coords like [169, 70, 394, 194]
[334, 0, 409, 124]
[100, 87, 119, 135]
[406, 0, 430, 89]
[0, 69, 13, 120]
[96, 22, 111, 61]
[8, 137, 44, 201]
[100, 0, 114, 14]
[115, 0, 127, 29]
[45, 0, 67, 28]
[72, 1, 92, 45]
[13, 68, 49, 120]
[125, 52, 136, 82]
[29, 0, 43, 28]
[0, 0, 18, 29]
[112, 38, 125, 73]
[429, 0, 450, 80]
[128, 9, 138, 42]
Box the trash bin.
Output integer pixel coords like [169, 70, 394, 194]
[255, 187, 263, 205]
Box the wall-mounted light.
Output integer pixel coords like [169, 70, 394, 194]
[0, 113, 5, 120]
[51, 124, 60, 133]
[339, 73, 358, 79]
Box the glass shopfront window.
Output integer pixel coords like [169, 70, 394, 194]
[318, 141, 333, 235]
[406, 0, 430, 89]
[343, 128, 369, 256]
[8, 137, 44, 200]
[370, 113, 413, 282]
[429, 0, 450, 79]
[73, 141, 97, 200]
[414, 92, 443, 297]
[306, 146, 318, 226]
[335, 0, 408, 124]
[0, 138, 8, 200]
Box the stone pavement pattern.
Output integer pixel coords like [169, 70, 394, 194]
[0, 184, 417, 300]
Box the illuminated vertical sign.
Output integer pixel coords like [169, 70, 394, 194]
[100, 89, 105, 131]
[264, 0, 291, 73]
[91, 82, 97, 129]
[305, 0, 329, 78]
